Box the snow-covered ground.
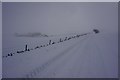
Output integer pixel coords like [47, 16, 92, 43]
[2, 31, 118, 78]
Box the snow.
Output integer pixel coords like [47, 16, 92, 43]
[2, 2, 118, 78]
[2, 31, 118, 78]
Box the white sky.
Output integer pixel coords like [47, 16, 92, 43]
[3, 2, 118, 35]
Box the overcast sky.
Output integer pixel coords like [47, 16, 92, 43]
[3, 2, 118, 36]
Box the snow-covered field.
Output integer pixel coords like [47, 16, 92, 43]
[2, 31, 118, 78]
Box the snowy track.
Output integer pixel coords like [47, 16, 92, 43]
[3, 32, 118, 78]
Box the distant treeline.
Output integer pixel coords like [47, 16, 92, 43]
[3, 33, 90, 58]
[15, 32, 49, 37]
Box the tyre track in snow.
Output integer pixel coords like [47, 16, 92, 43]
[69, 34, 107, 78]
[52, 34, 107, 78]
[92, 34, 107, 77]
[34, 34, 91, 78]
[25, 34, 90, 78]
[51, 34, 91, 78]
[40, 34, 108, 78]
